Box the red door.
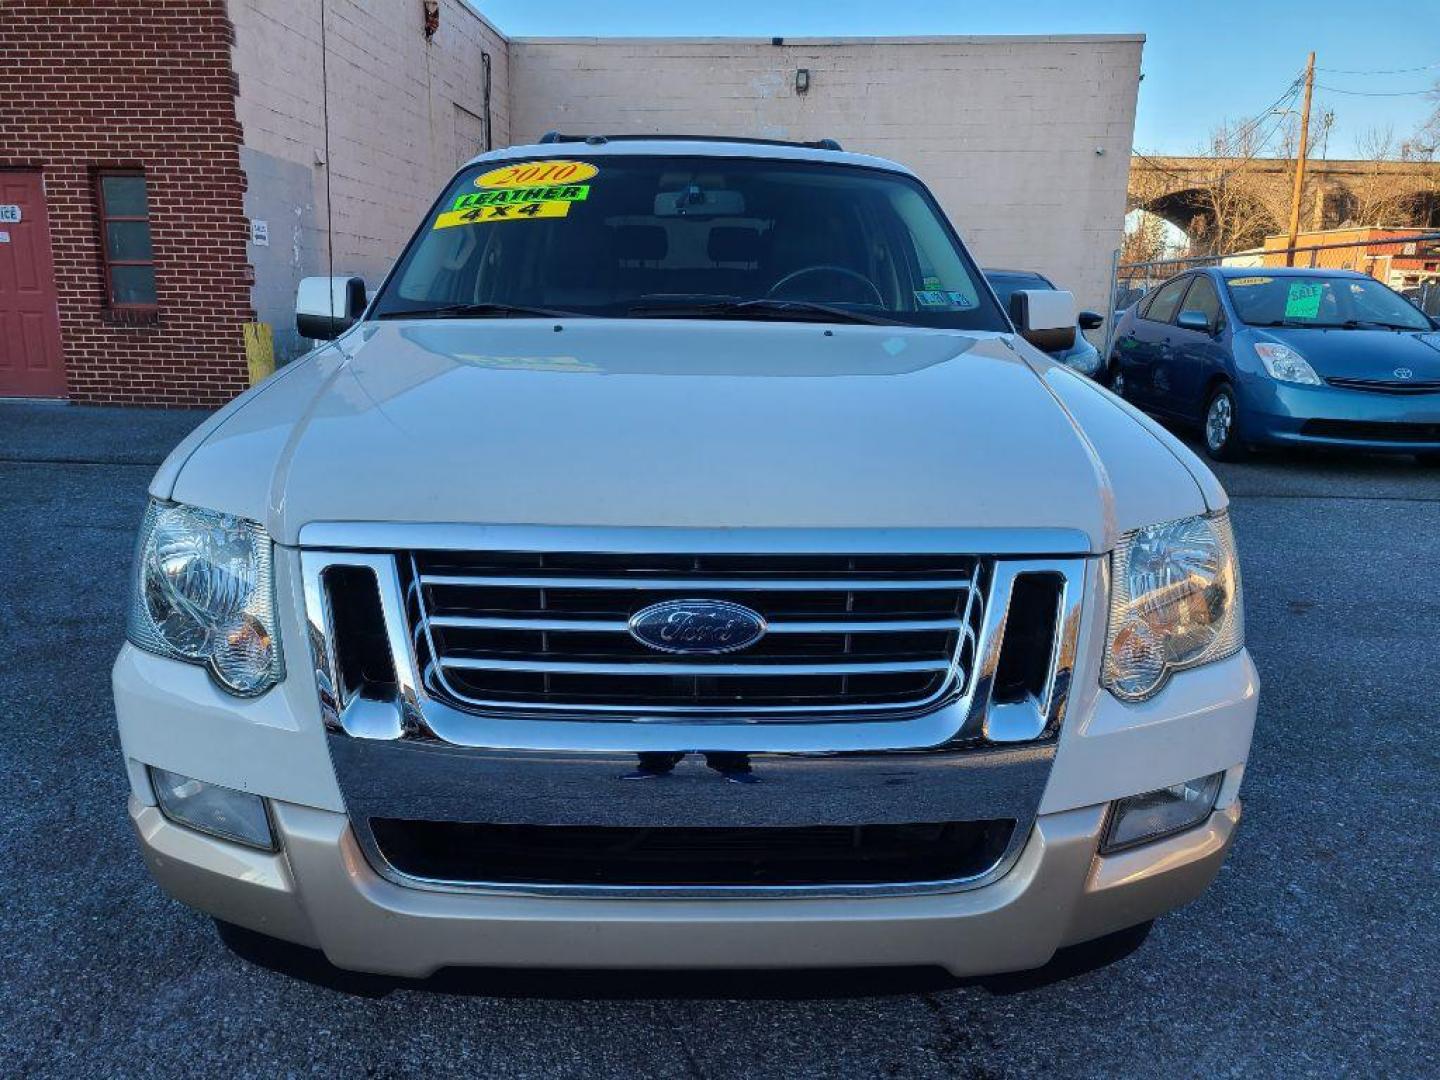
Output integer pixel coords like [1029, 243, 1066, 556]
[0, 172, 67, 397]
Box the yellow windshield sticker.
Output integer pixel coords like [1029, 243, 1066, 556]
[475, 160, 598, 189]
[433, 200, 572, 229]
[1284, 281, 1324, 319]
[1228, 276, 1272, 286]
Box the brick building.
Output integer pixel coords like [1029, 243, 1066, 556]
[1, 0, 252, 406]
[1, 2, 1140, 408]
[1260, 227, 1440, 292]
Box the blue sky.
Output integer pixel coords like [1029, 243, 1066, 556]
[477, 0, 1438, 159]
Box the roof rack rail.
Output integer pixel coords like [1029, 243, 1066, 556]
[537, 132, 844, 152]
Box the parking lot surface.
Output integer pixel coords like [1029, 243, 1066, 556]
[1, 402, 1437, 1078]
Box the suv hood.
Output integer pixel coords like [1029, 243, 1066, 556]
[162, 320, 1217, 551]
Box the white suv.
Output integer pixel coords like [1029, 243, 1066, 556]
[115, 136, 1256, 979]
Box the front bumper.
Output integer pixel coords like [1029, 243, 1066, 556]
[132, 795, 1240, 978]
[1240, 379, 1440, 452]
[115, 641, 1257, 976]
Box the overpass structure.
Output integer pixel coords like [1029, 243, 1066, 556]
[1129, 155, 1440, 250]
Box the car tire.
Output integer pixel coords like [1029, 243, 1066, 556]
[1202, 384, 1249, 462]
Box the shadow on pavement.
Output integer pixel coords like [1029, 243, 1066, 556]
[215, 918, 1151, 1001]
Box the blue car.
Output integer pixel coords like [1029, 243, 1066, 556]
[1109, 267, 1440, 463]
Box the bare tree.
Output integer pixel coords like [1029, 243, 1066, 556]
[1120, 211, 1171, 265]
[1338, 124, 1424, 226]
[1415, 78, 1440, 156]
[1176, 119, 1287, 255]
[1355, 124, 1396, 162]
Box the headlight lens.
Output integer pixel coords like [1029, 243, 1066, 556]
[127, 501, 283, 696]
[1103, 512, 1243, 702]
[1254, 341, 1321, 385]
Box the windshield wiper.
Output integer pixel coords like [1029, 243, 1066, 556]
[1247, 317, 1423, 332]
[378, 302, 587, 320]
[1339, 318, 1422, 332]
[628, 298, 899, 326]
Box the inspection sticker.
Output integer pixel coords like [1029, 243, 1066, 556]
[1284, 281, 1324, 319]
[434, 200, 573, 229]
[914, 289, 977, 310]
[474, 159, 598, 189]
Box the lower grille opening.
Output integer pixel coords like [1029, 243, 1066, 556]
[1301, 419, 1440, 443]
[370, 818, 1016, 888]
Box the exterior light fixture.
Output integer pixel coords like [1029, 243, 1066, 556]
[796, 68, 810, 94]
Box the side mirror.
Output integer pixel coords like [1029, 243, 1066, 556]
[1010, 289, 1077, 352]
[1078, 310, 1104, 331]
[297, 275, 366, 341]
[1175, 309, 1213, 335]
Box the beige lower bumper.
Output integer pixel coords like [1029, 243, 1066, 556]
[131, 796, 1240, 978]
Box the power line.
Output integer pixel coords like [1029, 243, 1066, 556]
[1316, 60, 1440, 75]
[1208, 76, 1304, 157]
[1315, 84, 1436, 97]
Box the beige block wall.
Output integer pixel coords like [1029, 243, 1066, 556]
[509, 36, 1142, 317]
[229, 0, 510, 356]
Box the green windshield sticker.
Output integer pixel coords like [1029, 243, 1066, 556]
[451, 185, 589, 211]
[1284, 282, 1323, 319]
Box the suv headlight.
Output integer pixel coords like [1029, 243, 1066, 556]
[126, 500, 283, 696]
[1254, 341, 1321, 385]
[1103, 512, 1243, 702]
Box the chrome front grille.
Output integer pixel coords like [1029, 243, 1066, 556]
[404, 551, 986, 716]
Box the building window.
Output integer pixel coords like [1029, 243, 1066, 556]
[97, 171, 156, 310]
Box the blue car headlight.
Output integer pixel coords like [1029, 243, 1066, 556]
[1254, 342, 1322, 386]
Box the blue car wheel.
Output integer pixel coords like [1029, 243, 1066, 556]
[1203, 384, 1249, 463]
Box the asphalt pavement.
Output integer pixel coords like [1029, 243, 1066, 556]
[0, 400, 1436, 1078]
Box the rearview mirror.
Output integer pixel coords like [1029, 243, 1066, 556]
[654, 186, 746, 218]
[1010, 289, 1077, 352]
[1175, 309, 1212, 334]
[297, 275, 367, 340]
[1078, 310, 1104, 331]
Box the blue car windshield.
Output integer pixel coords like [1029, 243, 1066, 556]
[1224, 274, 1430, 331]
[373, 155, 1009, 331]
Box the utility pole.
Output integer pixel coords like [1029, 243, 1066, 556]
[1285, 52, 1316, 266]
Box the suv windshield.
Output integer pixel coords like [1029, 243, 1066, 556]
[373, 154, 1008, 331]
[1224, 273, 1432, 331]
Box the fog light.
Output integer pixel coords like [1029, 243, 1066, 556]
[1102, 772, 1224, 854]
[149, 767, 275, 850]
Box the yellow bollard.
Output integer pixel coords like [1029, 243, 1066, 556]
[242, 322, 276, 386]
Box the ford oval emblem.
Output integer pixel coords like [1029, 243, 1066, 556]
[628, 599, 768, 655]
